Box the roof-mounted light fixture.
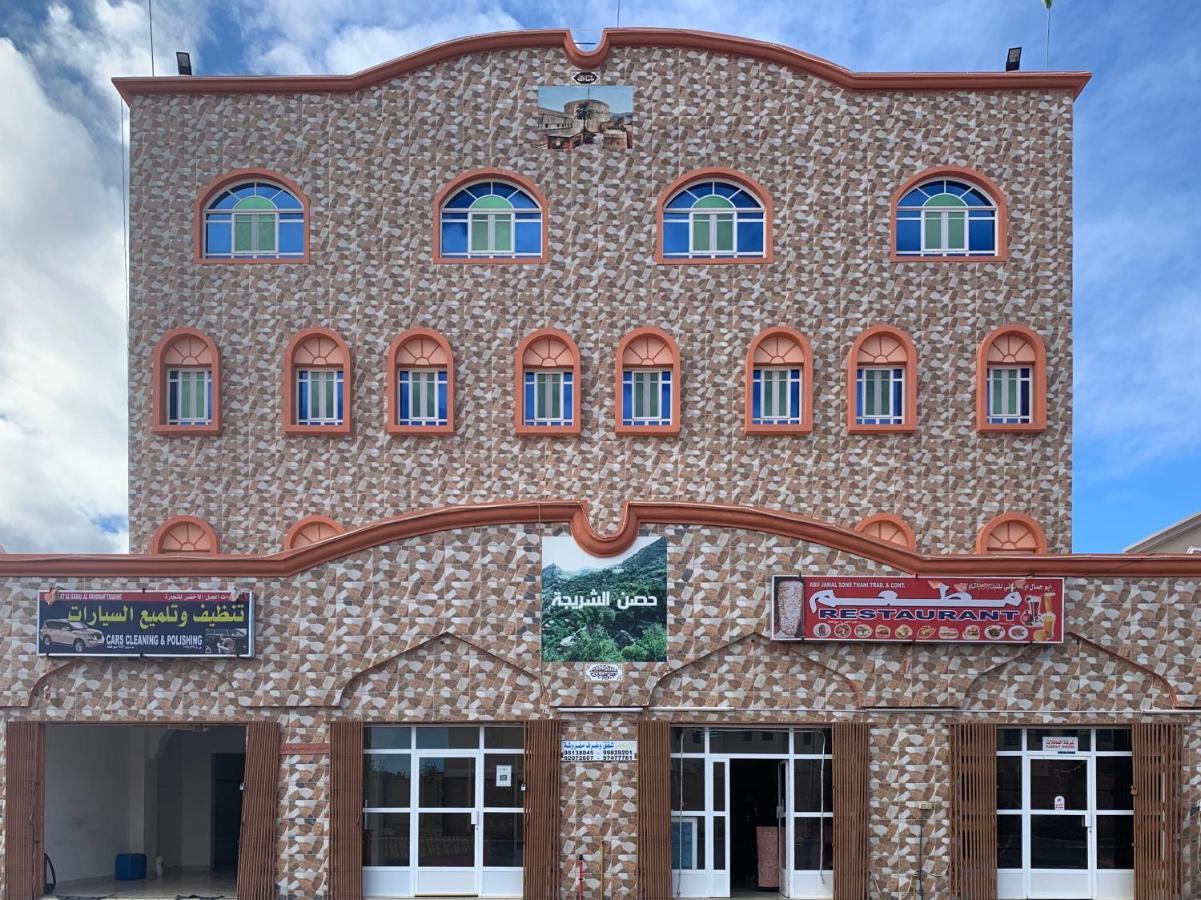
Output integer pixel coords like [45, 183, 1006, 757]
[176, 51, 192, 76]
[1005, 47, 1022, 72]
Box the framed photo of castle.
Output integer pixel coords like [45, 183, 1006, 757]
[535, 85, 634, 150]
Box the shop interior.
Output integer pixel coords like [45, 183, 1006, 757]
[42, 724, 245, 899]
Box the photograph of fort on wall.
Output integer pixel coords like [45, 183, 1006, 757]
[535, 84, 634, 149]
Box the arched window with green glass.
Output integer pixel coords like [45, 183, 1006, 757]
[662, 179, 766, 259]
[439, 180, 543, 259]
[895, 177, 998, 257]
[202, 179, 306, 259]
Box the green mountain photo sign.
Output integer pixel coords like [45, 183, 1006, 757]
[541, 535, 668, 662]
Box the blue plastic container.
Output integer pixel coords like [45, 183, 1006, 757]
[114, 853, 147, 881]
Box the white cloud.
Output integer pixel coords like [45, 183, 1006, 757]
[231, 1, 522, 74]
[0, 38, 127, 552]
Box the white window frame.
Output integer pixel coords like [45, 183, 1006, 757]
[467, 211, 515, 257]
[856, 365, 905, 426]
[528, 370, 571, 427]
[756, 366, 801, 424]
[625, 368, 672, 427]
[921, 206, 968, 254]
[987, 365, 1033, 424]
[401, 368, 444, 425]
[297, 368, 343, 426]
[166, 367, 212, 426]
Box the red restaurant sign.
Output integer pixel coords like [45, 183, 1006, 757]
[771, 576, 1064, 644]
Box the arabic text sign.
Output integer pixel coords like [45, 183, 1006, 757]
[561, 740, 637, 762]
[771, 576, 1063, 644]
[37, 589, 254, 657]
[1043, 737, 1079, 754]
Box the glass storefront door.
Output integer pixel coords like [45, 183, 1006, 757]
[363, 725, 524, 898]
[997, 728, 1134, 900]
[670, 727, 833, 899]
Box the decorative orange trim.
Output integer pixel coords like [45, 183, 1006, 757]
[385, 328, 455, 436]
[283, 515, 345, 550]
[150, 327, 222, 435]
[614, 327, 682, 436]
[655, 167, 773, 265]
[855, 513, 917, 551]
[514, 328, 582, 437]
[743, 326, 812, 434]
[890, 165, 1008, 263]
[846, 325, 918, 434]
[192, 168, 310, 265]
[4, 500, 1201, 578]
[976, 324, 1048, 433]
[432, 169, 548, 265]
[114, 29, 1091, 105]
[148, 516, 219, 555]
[976, 512, 1048, 555]
[283, 327, 353, 436]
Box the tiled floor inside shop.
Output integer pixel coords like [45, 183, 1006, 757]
[49, 870, 237, 898]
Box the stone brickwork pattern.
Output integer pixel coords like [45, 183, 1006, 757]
[2, 524, 1199, 896]
[124, 42, 1074, 556]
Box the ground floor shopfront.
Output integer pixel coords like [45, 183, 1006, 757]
[0, 507, 1199, 898]
[3, 714, 1193, 900]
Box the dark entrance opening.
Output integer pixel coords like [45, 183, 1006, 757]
[730, 759, 782, 895]
[211, 752, 245, 874]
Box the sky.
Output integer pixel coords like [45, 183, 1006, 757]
[0, 0, 1197, 555]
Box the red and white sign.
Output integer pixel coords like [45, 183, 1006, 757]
[771, 576, 1064, 644]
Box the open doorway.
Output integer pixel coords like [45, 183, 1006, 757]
[42, 724, 245, 899]
[729, 759, 783, 898]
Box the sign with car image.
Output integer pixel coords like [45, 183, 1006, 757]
[37, 589, 253, 657]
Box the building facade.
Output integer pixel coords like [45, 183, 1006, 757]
[1, 26, 1198, 900]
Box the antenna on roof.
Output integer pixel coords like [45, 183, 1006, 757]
[616, 0, 622, 27]
[147, 0, 155, 76]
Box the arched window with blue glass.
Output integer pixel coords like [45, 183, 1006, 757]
[201, 175, 306, 260]
[894, 170, 1004, 259]
[437, 174, 545, 261]
[660, 173, 769, 261]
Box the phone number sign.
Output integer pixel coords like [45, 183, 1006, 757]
[771, 576, 1064, 644]
[561, 740, 637, 762]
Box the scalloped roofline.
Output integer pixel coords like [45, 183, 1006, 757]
[1, 500, 1196, 578]
[113, 27, 1091, 104]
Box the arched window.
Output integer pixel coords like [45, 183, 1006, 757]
[516, 329, 581, 435]
[435, 171, 546, 262]
[976, 513, 1048, 555]
[745, 326, 813, 434]
[284, 515, 344, 550]
[659, 169, 770, 262]
[387, 328, 454, 435]
[847, 326, 917, 433]
[893, 167, 1005, 260]
[198, 171, 307, 261]
[151, 328, 221, 434]
[615, 327, 681, 435]
[855, 514, 917, 551]
[284, 328, 352, 435]
[148, 516, 219, 555]
[977, 325, 1047, 432]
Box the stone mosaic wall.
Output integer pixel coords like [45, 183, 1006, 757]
[124, 42, 1075, 555]
[1, 525, 1199, 896]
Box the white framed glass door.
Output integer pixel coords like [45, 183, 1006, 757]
[997, 728, 1134, 900]
[670, 727, 832, 899]
[364, 725, 524, 898]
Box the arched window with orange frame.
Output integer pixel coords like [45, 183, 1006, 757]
[283, 327, 352, 435]
[387, 328, 454, 435]
[148, 516, 219, 555]
[284, 515, 345, 550]
[196, 168, 308, 263]
[515, 328, 581, 436]
[151, 328, 221, 434]
[615, 327, 681, 435]
[977, 325, 1047, 432]
[855, 513, 917, 551]
[745, 326, 813, 434]
[892, 166, 1007, 261]
[847, 326, 917, 433]
[976, 513, 1048, 555]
